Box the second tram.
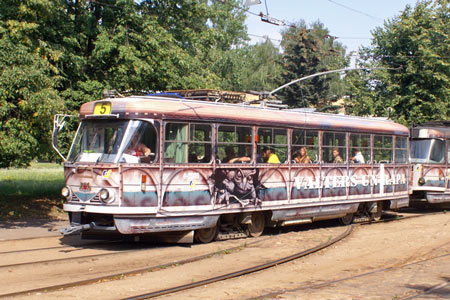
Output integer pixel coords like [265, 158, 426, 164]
[410, 121, 450, 205]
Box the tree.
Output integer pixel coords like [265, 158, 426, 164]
[277, 20, 348, 111]
[0, 0, 254, 166]
[240, 38, 283, 92]
[0, 0, 65, 167]
[345, 0, 450, 125]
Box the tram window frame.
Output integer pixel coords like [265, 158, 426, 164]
[163, 122, 212, 164]
[350, 133, 371, 163]
[217, 125, 252, 164]
[394, 136, 408, 163]
[373, 135, 393, 163]
[292, 129, 319, 163]
[257, 127, 288, 163]
[448, 139, 450, 164]
[124, 120, 159, 164]
[429, 139, 445, 164]
[322, 131, 347, 163]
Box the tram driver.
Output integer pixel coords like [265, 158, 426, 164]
[126, 134, 151, 157]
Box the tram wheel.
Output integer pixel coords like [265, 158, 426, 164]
[339, 213, 354, 225]
[195, 225, 218, 243]
[246, 212, 265, 237]
[370, 201, 383, 221]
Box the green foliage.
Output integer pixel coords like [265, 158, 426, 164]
[240, 39, 283, 91]
[345, 0, 450, 125]
[278, 20, 349, 111]
[0, 0, 65, 167]
[0, 0, 252, 166]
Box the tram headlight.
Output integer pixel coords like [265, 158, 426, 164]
[61, 186, 70, 198]
[99, 189, 110, 202]
[418, 177, 426, 186]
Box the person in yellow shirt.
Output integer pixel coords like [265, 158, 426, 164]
[262, 147, 280, 163]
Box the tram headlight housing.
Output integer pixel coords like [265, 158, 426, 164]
[418, 177, 425, 186]
[99, 188, 110, 202]
[61, 186, 70, 198]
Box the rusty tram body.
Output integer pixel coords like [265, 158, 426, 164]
[410, 121, 450, 205]
[57, 94, 410, 243]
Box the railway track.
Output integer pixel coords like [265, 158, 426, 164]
[123, 225, 353, 300]
[0, 235, 115, 255]
[251, 251, 450, 300]
[1, 210, 444, 299]
[119, 210, 445, 300]
[403, 279, 450, 299]
[0, 236, 271, 298]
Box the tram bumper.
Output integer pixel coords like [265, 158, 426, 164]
[60, 222, 117, 236]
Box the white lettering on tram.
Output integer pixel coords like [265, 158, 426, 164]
[294, 174, 406, 190]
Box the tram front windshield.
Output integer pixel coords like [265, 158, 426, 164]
[410, 139, 445, 164]
[68, 119, 157, 163]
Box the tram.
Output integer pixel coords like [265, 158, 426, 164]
[410, 121, 450, 205]
[53, 91, 410, 243]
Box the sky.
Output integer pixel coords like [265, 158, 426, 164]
[244, 0, 418, 62]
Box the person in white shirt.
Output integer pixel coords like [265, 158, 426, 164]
[351, 149, 365, 163]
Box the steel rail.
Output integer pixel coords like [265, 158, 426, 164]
[249, 211, 450, 300]
[252, 252, 450, 300]
[122, 225, 354, 300]
[403, 279, 450, 300]
[0, 249, 139, 269]
[0, 237, 268, 298]
[1, 210, 440, 298]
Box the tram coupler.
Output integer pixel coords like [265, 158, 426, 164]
[60, 223, 93, 236]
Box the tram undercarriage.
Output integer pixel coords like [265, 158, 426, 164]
[61, 197, 408, 243]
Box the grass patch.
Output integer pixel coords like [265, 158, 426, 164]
[0, 162, 64, 197]
[0, 162, 65, 221]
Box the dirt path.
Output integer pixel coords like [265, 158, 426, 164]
[3, 212, 450, 300]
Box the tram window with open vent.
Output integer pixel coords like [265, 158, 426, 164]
[164, 123, 212, 163]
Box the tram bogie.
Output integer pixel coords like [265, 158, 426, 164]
[54, 93, 412, 243]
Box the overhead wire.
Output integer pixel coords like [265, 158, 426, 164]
[86, 1, 447, 62]
[327, 0, 383, 21]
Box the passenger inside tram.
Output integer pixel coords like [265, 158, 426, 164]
[351, 148, 365, 163]
[293, 147, 310, 163]
[262, 147, 280, 163]
[223, 146, 251, 163]
[125, 134, 151, 157]
[188, 153, 198, 163]
[332, 147, 344, 163]
[222, 146, 236, 163]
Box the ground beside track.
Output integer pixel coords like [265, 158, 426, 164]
[1, 210, 449, 300]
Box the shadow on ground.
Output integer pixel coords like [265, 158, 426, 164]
[0, 195, 66, 228]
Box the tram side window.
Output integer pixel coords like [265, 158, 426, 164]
[257, 128, 287, 163]
[448, 140, 450, 164]
[322, 132, 346, 163]
[350, 134, 371, 163]
[217, 125, 252, 163]
[164, 123, 212, 163]
[373, 135, 392, 163]
[395, 136, 408, 163]
[292, 129, 318, 163]
[430, 139, 445, 163]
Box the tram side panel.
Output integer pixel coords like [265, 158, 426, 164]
[116, 165, 218, 234]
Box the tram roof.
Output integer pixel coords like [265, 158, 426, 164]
[411, 121, 450, 139]
[79, 96, 409, 136]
